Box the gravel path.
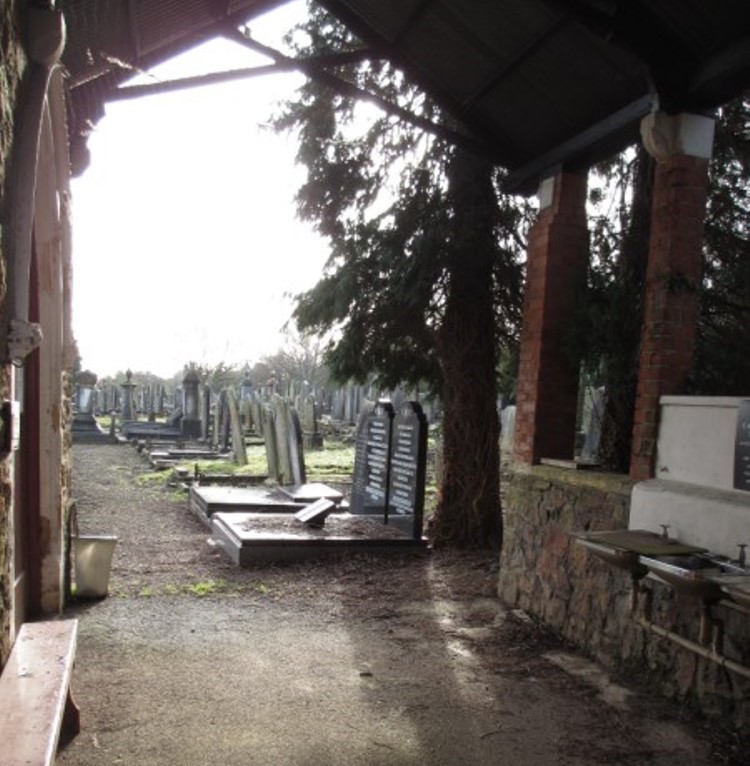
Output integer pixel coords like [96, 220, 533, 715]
[57, 443, 744, 766]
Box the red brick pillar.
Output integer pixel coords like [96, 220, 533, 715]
[514, 170, 588, 464]
[630, 113, 714, 480]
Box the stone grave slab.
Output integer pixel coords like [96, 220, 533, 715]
[279, 483, 344, 504]
[211, 511, 428, 565]
[189, 483, 347, 526]
[188, 474, 268, 487]
[121, 421, 182, 440]
[149, 448, 229, 469]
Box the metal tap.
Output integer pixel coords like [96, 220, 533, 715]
[738, 543, 747, 567]
[659, 524, 670, 539]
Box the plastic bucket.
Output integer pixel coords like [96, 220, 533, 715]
[74, 535, 118, 598]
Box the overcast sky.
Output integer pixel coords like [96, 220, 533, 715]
[70, 0, 330, 380]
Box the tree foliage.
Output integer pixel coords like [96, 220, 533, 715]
[690, 95, 750, 393]
[254, 327, 331, 391]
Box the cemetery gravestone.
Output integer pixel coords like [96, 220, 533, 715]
[272, 397, 294, 483]
[262, 405, 279, 481]
[388, 401, 427, 538]
[226, 390, 247, 466]
[734, 399, 750, 491]
[302, 394, 323, 450]
[220, 394, 231, 451]
[350, 401, 394, 516]
[181, 368, 202, 439]
[500, 405, 516, 454]
[580, 387, 605, 463]
[287, 407, 307, 486]
[200, 386, 211, 440]
[251, 398, 264, 438]
[120, 370, 135, 422]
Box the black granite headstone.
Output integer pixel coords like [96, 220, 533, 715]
[733, 400, 750, 491]
[350, 401, 394, 515]
[387, 401, 427, 538]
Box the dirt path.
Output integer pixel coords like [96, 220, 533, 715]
[57, 444, 744, 766]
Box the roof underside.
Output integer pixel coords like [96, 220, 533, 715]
[317, 0, 750, 191]
[60, 0, 289, 173]
[60, 0, 750, 192]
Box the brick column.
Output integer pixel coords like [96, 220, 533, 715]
[630, 113, 714, 480]
[514, 170, 588, 464]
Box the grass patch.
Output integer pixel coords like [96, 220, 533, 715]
[304, 441, 355, 482]
[136, 470, 173, 487]
[184, 579, 227, 597]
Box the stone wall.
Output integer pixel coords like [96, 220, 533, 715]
[499, 464, 750, 730]
[0, 0, 24, 666]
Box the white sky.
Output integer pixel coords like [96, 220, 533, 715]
[70, 0, 330, 379]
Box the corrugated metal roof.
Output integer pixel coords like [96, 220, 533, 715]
[58, 0, 750, 189]
[60, 0, 288, 173]
[318, 0, 750, 191]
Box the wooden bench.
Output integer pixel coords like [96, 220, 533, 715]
[0, 619, 80, 766]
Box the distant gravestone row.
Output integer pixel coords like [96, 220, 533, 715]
[350, 400, 427, 539]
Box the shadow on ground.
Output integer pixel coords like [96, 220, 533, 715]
[57, 445, 744, 766]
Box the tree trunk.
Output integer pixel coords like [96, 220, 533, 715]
[430, 151, 501, 549]
[598, 147, 653, 471]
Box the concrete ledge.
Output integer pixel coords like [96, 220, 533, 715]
[508, 461, 634, 497]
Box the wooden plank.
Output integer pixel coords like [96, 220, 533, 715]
[0, 619, 79, 766]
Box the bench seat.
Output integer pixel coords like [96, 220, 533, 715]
[0, 619, 80, 766]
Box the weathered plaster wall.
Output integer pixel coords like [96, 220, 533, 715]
[499, 464, 750, 730]
[0, 0, 24, 666]
[62, 368, 74, 599]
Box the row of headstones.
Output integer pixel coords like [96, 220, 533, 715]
[270, 380, 439, 427]
[85, 368, 434, 436]
[195, 387, 306, 484]
[350, 400, 428, 540]
[91, 382, 172, 419]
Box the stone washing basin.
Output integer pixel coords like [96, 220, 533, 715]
[572, 529, 750, 605]
[639, 553, 749, 602]
[571, 529, 703, 579]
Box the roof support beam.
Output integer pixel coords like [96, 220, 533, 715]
[108, 33, 494, 160]
[504, 93, 656, 195]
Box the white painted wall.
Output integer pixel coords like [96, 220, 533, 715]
[630, 396, 750, 559]
[656, 396, 744, 490]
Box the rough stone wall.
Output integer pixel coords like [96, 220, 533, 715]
[0, 0, 24, 667]
[499, 464, 750, 730]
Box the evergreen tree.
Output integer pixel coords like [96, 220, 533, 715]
[272, 5, 530, 547]
[690, 95, 750, 393]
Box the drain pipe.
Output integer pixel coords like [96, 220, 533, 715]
[1, 7, 65, 364]
[632, 583, 750, 680]
[636, 615, 750, 680]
